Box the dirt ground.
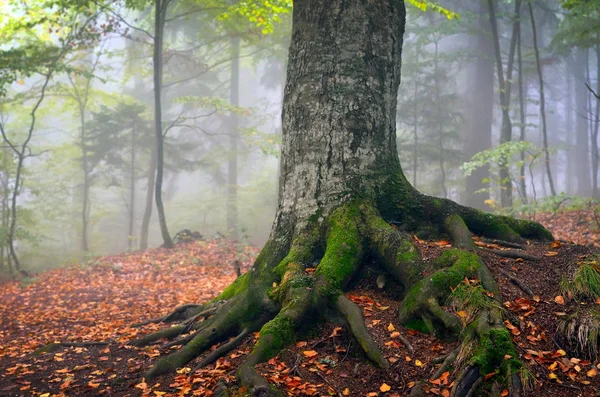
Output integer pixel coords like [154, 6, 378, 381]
[0, 232, 599, 396]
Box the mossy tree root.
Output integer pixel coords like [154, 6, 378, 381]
[398, 249, 497, 335]
[451, 309, 523, 397]
[132, 198, 547, 396]
[132, 303, 204, 327]
[336, 295, 389, 369]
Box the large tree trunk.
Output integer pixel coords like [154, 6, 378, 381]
[136, 2, 552, 396]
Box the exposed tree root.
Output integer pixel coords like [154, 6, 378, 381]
[196, 329, 250, 370]
[132, 303, 205, 327]
[336, 294, 388, 369]
[32, 341, 109, 355]
[481, 238, 527, 250]
[129, 198, 552, 396]
[480, 247, 542, 262]
[498, 268, 535, 297]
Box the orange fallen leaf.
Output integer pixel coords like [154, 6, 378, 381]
[554, 296, 565, 305]
[303, 350, 318, 358]
[380, 383, 391, 392]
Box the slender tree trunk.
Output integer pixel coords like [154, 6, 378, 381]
[566, 61, 574, 194]
[80, 103, 90, 253]
[128, 122, 136, 251]
[488, 0, 521, 208]
[464, 1, 493, 209]
[412, 50, 419, 188]
[592, 42, 600, 197]
[527, 1, 556, 197]
[0, 149, 9, 271]
[227, 35, 240, 241]
[434, 40, 447, 198]
[140, 137, 156, 250]
[153, 0, 173, 248]
[517, 21, 528, 204]
[573, 48, 591, 196]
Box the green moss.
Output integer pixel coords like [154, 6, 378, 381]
[215, 272, 251, 301]
[471, 327, 521, 375]
[449, 283, 503, 324]
[404, 318, 429, 333]
[274, 225, 322, 277]
[315, 203, 364, 296]
[561, 259, 600, 300]
[253, 314, 296, 362]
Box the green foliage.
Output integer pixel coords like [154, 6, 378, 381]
[407, 0, 459, 20]
[448, 281, 503, 324]
[560, 257, 600, 301]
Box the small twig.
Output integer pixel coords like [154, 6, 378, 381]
[313, 370, 343, 397]
[498, 268, 535, 297]
[398, 333, 414, 355]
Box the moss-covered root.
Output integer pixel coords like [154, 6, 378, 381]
[363, 205, 423, 289]
[336, 295, 389, 369]
[398, 249, 498, 335]
[145, 289, 277, 380]
[129, 324, 188, 347]
[452, 310, 523, 397]
[237, 285, 313, 396]
[454, 201, 553, 243]
[443, 214, 474, 249]
[132, 303, 204, 327]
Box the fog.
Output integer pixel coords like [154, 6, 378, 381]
[0, 0, 598, 273]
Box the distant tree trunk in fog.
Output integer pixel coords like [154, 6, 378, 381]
[488, 0, 520, 208]
[79, 107, 90, 253]
[528, 1, 556, 197]
[517, 22, 528, 204]
[227, 35, 240, 241]
[592, 42, 600, 197]
[128, 123, 136, 251]
[412, 51, 419, 188]
[140, 138, 156, 250]
[0, 149, 9, 272]
[433, 41, 447, 198]
[153, 0, 174, 248]
[464, 1, 493, 209]
[566, 63, 574, 194]
[573, 48, 592, 196]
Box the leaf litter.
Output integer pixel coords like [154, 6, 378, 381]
[0, 217, 599, 396]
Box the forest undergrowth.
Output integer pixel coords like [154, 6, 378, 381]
[0, 210, 600, 397]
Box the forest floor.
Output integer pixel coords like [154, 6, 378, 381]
[0, 210, 600, 397]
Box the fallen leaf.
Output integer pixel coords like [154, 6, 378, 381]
[303, 350, 318, 358]
[380, 383, 391, 392]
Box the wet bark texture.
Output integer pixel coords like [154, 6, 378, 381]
[274, 0, 404, 238]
